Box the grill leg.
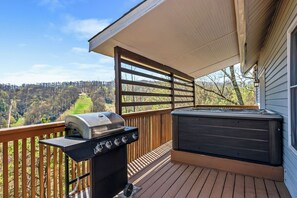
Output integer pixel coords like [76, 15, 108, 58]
[65, 155, 70, 197]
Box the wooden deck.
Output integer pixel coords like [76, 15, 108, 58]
[129, 142, 292, 198]
[74, 141, 291, 198]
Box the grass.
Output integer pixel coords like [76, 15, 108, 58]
[11, 117, 25, 127]
[58, 94, 93, 120]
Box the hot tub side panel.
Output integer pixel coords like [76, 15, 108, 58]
[269, 120, 283, 165]
[172, 115, 282, 165]
[172, 115, 179, 150]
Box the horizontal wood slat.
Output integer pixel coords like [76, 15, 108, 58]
[174, 100, 194, 104]
[174, 81, 194, 88]
[119, 48, 194, 81]
[121, 67, 171, 83]
[174, 95, 194, 98]
[122, 91, 171, 97]
[174, 74, 194, 83]
[122, 79, 171, 90]
[0, 122, 65, 143]
[174, 88, 194, 93]
[122, 109, 172, 119]
[121, 59, 171, 77]
[122, 101, 172, 107]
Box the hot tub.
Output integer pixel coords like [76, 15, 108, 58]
[171, 107, 283, 166]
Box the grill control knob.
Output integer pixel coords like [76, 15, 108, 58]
[94, 143, 103, 154]
[105, 141, 112, 149]
[132, 133, 138, 140]
[122, 136, 128, 144]
[114, 138, 121, 146]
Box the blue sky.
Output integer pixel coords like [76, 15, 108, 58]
[0, 0, 143, 85]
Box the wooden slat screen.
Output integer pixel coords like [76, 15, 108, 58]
[114, 47, 196, 115]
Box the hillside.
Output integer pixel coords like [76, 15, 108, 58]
[0, 81, 115, 128]
[58, 94, 93, 121]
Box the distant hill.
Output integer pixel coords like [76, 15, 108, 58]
[0, 81, 115, 128]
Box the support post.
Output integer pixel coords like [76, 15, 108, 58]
[170, 73, 175, 110]
[192, 80, 196, 107]
[114, 47, 122, 115]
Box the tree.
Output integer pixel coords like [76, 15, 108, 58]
[222, 65, 244, 105]
[195, 64, 255, 105]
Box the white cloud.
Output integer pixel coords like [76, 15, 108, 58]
[71, 47, 88, 54]
[0, 62, 114, 85]
[62, 17, 110, 39]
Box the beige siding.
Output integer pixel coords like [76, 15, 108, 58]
[258, 0, 297, 197]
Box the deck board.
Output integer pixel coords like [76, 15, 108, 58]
[187, 168, 211, 197]
[265, 179, 280, 198]
[163, 165, 195, 198]
[138, 163, 181, 198]
[128, 142, 291, 198]
[221, 172, 235, 198]
[175, 167, 203, 198]
[210, 171, 227, 198]
[152, 164, 188, 197]
[198, 169, 218, 198]
[234, 174, 245, 198]
[255, 178, 268, 198]
[275, 182, 292, 198]
[245, 176, 256, 198]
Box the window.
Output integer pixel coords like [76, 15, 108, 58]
[288, 19, 297, 152]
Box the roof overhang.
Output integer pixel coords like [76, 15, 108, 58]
[89, 0, 277, 77]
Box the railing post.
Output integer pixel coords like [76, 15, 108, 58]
[65, 155, 70, 198]
[114, 47, 122, 115]
[170, 73, 175, 110]
[192, 80, 196, 107]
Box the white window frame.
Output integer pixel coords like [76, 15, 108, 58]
[259, 72, 266, 109]
[287, 16, 297, 155]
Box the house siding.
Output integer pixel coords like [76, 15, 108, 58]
[258, 0, 297, 197]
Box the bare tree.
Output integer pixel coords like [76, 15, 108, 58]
[222, 65, 244, 105]
[196, 65, 255, 105]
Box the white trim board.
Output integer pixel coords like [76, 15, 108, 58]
[287, 15, 297, 156]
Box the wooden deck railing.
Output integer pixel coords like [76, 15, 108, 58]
[0, 122, 91, 198]
[0, 109, 172, 198]
[123, 109, 172, 162]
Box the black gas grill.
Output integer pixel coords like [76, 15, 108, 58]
[39, 112, 139, 198]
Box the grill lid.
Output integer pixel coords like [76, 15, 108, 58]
[65, 112, 125, 139]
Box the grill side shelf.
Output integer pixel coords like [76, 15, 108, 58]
[39, 137, 88, 152]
